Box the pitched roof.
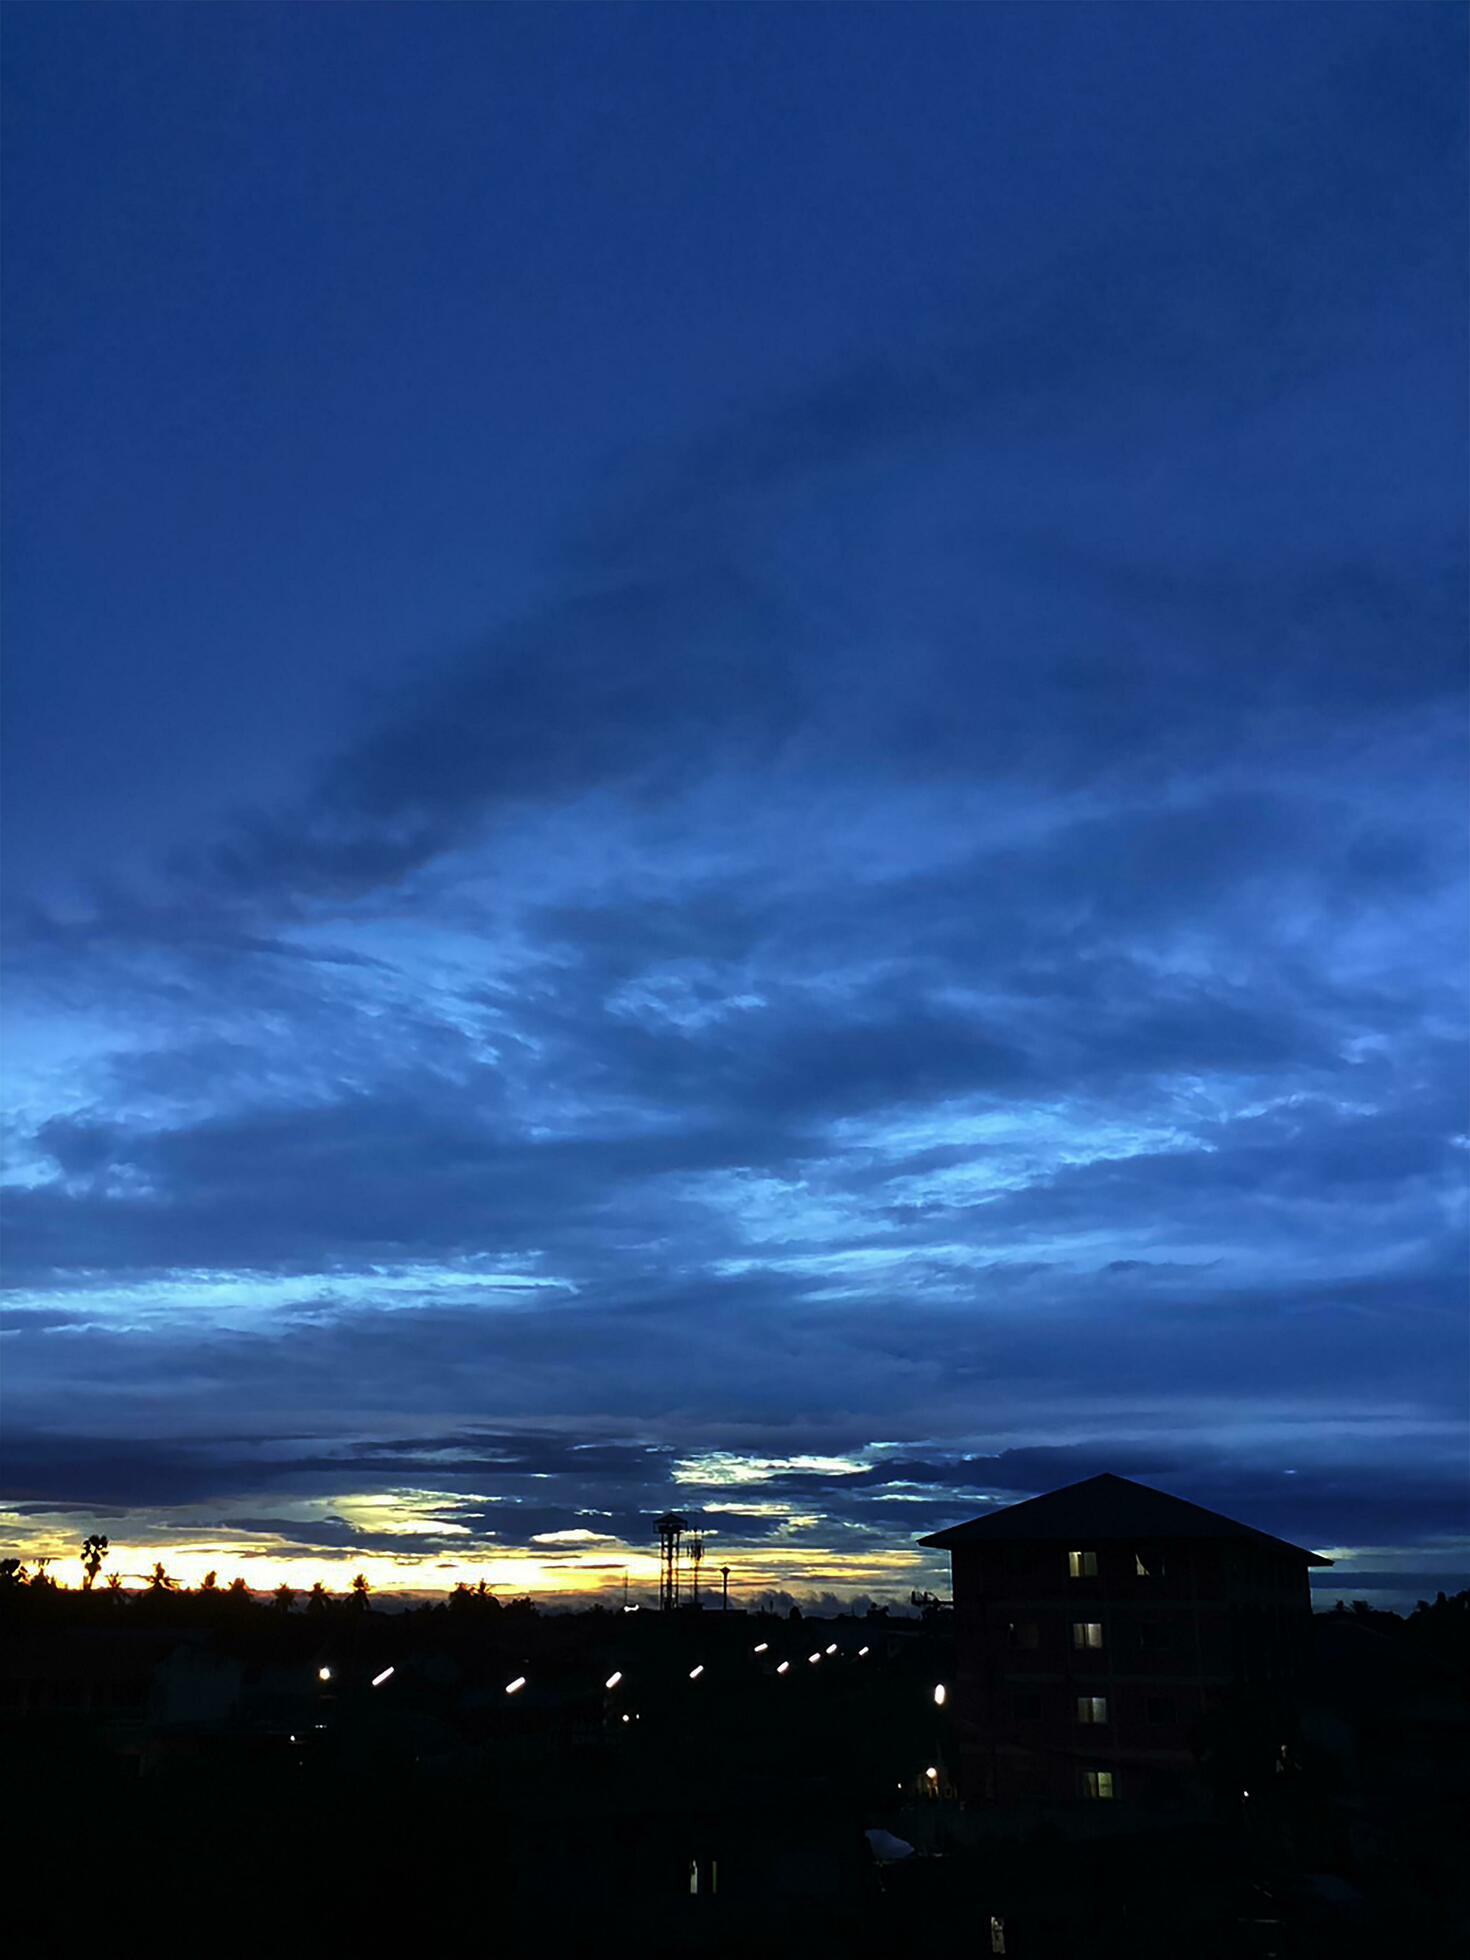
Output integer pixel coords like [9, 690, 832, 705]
[917, 1472, 1332, 1564]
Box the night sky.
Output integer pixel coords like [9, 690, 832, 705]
[3, 4, 1466, 1608]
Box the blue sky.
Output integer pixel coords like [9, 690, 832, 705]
[2, 3, 1466, 1605]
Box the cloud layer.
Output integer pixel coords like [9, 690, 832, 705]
[3, 5, 1465, 1606]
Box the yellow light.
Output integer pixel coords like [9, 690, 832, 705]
[2, 1528, 921, 1602]
[505, 1675, 526, 1695]
[925, 1766, 939, 1781]
[317, 1667, 332, 1682]
[933, 1683, 947, 1706]
[776, 1660, 790, 1674]
[689, 1664, 704, 1680]
[753, 1642, 769, 1653]
[372, 1667, 394, 1687]
[605, 1671, 623, 1690]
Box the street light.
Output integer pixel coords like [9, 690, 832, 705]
[371, 1667, 394, 1688]
[689, 1664, 704, 1680]
[933, 1682, 947, 1707]
[317, 1666, 332, 1682]
[605, 1670, 623, 1690]
[776, 1660, 790, 1674]
[753, 1642, 769, 1654]
[505, 1675, 527, 1695]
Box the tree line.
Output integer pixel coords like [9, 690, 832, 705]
[0, 1535, 542, 1620]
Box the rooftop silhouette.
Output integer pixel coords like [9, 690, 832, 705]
[919, 1472, 1334, 1564]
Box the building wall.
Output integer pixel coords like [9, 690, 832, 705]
[949, 1536, 1313, 1806]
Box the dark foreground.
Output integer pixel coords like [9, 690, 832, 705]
[5, 1589, 1466, 1956]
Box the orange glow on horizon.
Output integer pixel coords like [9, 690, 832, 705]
[0, 1527, 931, 1602]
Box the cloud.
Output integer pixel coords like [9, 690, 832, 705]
[1, 5, 1464, 1591]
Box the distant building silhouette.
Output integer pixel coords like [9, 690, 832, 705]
[919, 1472, 1331, 1809]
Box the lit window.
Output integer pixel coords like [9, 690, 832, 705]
[1067, 1550, 1098, 1579]
[1072, 1621, 1104, 1650]
[1135, 1550, 1166, 1578]
[990, 1915, 1007, 1955]
[1083, 1769, 1115, 1800]
[1134, 1553, 1151, 1577]
[1076, 1695, 1108, 1724]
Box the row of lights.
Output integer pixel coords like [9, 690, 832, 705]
[321, 1648, 944, 1704]
[320, 1651, 949, 1789]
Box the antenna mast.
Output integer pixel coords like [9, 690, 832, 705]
[655, 1513, 688, 1612]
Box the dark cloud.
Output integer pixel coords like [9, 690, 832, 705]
[1, 5, 1464, 1588]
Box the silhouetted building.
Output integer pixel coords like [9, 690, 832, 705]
[919, 1472, 1330, 1809]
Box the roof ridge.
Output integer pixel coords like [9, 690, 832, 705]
[916, 1470, 1332, 1564]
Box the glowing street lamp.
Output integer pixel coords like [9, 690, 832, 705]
[925, 1766, 939, 1783]
[933, 1682, 947, 1707]
[825, 1642, 838, 1655]
[605, 1671, 623, 1690]
[317, 1666, 332, 1682]
[688, 1664, 705, 1680]
[776, 1660, 790, 1674]
[753, 1642, 769, 1654]
[371, 1667, 394, 1688]
[857, 1645, 870, 1657]
[505, 1675, 527, 1695]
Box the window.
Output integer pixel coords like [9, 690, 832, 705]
[1138, 1619, 1171, 1653]
[1012, 1692, 1042, 1721]
[1007, 1620, 1039, 1650]
[1146, 1696, 1176, 1726]
[1067, 1549, 1098, 1578]
[1082, 1769, 1116, 1800]
[1135, 1550, 1167, 1578]
[1076, 1695, 1108, 1724]
[1072, 1621, 1104, 1650]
